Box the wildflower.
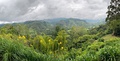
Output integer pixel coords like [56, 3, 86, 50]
[49, 40, 51, 42]
[59, 42, 62, 44]
[22, 36, 26, 39]
[61, 47, 64, 50]
[18, 36, 21, 39]
[40, 40, 43, 43]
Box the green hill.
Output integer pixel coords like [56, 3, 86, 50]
[18, 18, 90, 34]
[56, 19, 89, 28]
[24, 21, 53, 34]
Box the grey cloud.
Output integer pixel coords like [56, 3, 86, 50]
[0, 0, 40, 21]
[0, 0, 110, 21]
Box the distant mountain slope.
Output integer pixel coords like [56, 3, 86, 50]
[54, 18, 90, 28]
[22, 18, 91, 34]
[24, 21, 53, 34]
[44, 18, 67, 24]
[45, 18, 88, 24]
[24, 18, 90, 28]
[0, 18, 92, 34]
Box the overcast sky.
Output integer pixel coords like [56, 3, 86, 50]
[0, 0, 110, 22]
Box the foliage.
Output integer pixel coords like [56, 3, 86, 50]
[0, 38, 60, 61]
[109, 20, 120, 35]
[0, 16, 120, 61]
[106, 0, 120, 21]
[106, 0, 120, 36]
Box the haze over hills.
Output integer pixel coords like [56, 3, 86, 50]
[0, 18, 105, 31]
[0, 18, 105, 24]
[0, 18, 93, 35]
[1, 18, 95, 27]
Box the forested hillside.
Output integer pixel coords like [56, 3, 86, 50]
[11, 18, 90, 35]
[0, 0, 120, 61]
[0, 17, 120, 61]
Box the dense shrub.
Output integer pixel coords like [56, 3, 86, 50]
[97, 46, 120, 61]
[98, 38, 104, 42]
[0, 38, 59, 61]
[72, 38, 120, 61]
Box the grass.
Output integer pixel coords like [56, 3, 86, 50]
[102, 34, 119, 41]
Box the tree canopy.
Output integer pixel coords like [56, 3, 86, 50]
[106, 0, 120, 36]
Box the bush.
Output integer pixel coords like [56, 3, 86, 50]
[0, 38, 59, 61]
[75, 38, 120, 61]
[97, 46, 120, 61]
[76, 50, 98, 61]
[98, 38, 104, 42]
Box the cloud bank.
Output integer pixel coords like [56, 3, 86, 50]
[0, 0, 110, 21]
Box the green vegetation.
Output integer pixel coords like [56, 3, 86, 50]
[0, 38, 59, 61]
[0, 0, 120, 61]
[106, 0, 120, 36]
[0, 19, 120, 61]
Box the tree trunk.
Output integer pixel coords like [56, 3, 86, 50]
[112, 30, 114, 36]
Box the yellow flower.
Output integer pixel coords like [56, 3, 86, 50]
[22, 36, 26, 39]
[40, 40, 43, 43]
[61, 47, 64, 50]
[48, 40, 51, 42]
[59, 42, 62, 44]
[18, 36, 21, 39]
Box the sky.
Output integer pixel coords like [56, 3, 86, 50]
[0, 0, 110, 23]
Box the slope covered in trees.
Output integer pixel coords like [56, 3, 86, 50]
[0, 0, 120, 61]
[14, 18, 91, 35]
[0, 23, 120, 61]
[0, 18, 120, 61]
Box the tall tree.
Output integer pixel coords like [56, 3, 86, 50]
[106, 0, 120, 21]
[106, 0, 120, 36]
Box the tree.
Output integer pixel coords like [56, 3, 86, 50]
[106, 0, 120, 36]
[106, 0, 120, 21]
[54, 30, 69, 52]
